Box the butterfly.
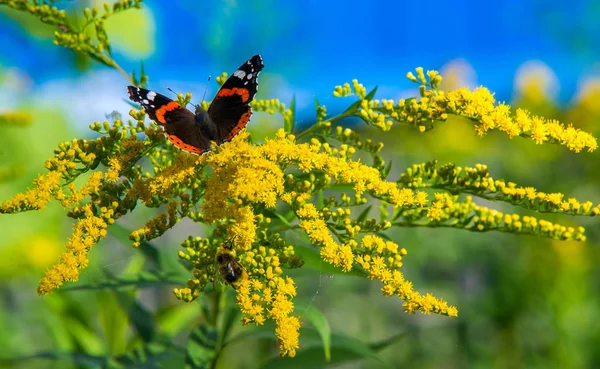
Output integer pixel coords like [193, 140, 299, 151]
[127, 55, 264, 155]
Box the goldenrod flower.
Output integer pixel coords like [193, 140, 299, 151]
[1, 19, 597, 358]
[173, 129, 460, 355]
[37, 203, 112, 295]
[1, 171, 62, 213]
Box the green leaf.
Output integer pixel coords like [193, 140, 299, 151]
[224, 322, 278, 346]
[284, 95, 295, 133]
[219, 292, 241, 348]
[111, 342, 182, 369]
[316, 190, 324, 209]
[263, 209, 292, 227]
[9, 343, 182, 369]
[156, 302, 203, 338]
[131, 70, 139, 86]
[185, 324, 218, 369]
[382, 160, 393, 179]
[364, 85, 378, 101]
[97, 290, 128, 353]
[110, 222, 189, 277]
[140, 62, 147, 88]
[341, 98, 362, 116]
[341, 86, 379, 117]
[391, 207, 404, 222]
[61, 271, 188, 291]
[62, 316, 105, 355]
[356, 205, 372, 223]
[4, 352, 107, 367]
[369, 331, 409, 352]
[116, 291, 156, 343]
[295, 301, 331, 361]
[375, 232, 393, 241]
[258, 329, 392, 369]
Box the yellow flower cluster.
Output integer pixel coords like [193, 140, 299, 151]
[130, 200, 179, 247]
[297, 204, 355, 271]
[398, 195, 586, 241]
[202, 137, 285, 248]
[3, 20, 596, 356]
[359, 235, 457, 316]
[140, 154, 204, 200]
[332, 79, 367, 99]
[399, 161, 600, 216]
[1, 171, 62, 213]
[492, 179, 599, 215]
[55, 171, 103, 207]
[332, 69, 597, 152]
[176, 236, 301, 356]
[16, 0, 598, 359]
[447, 89, 597, 152]
[37, 202, 117, 294]
[1, 116, 155, 293]
[427, 193, 454, 221]
[171, 129, 458, 356]
[236, 275, 300, 357]
[44, 138, 97, 175]
[104, 138, 146, 182]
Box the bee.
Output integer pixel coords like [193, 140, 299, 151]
[215, 247, 248, 289]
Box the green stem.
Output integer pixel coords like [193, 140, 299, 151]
[295, 122, 324, 140]
[391, 221, 565, 239]
[108, 55, 133, 83]
[295, 114, 349, 140]
[209, 288, 222, 369]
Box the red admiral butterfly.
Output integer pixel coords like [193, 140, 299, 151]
[127, 55, 264, 155]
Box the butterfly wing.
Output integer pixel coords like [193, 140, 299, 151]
[207, 54, 264, 143]
[127, 86, 211, 155]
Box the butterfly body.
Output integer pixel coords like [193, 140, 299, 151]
[127, 54, 264, 155]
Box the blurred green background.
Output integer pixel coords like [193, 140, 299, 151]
[1, 0, 600, 368]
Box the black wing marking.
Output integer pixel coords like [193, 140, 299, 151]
[127, 86, 175, 123]
[207, 55, 264, 142]
[127, 86, 211, 154]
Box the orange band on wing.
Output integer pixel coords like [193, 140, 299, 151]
[226, 111, 252, 141]
[217, 87, 250, 103]
[165, 133, 204, 155]
[155, 101, 182, 124]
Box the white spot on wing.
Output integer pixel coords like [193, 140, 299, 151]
[247, 73, 253, 79]
[147, 91, 156, 101]
[233, 70, 246, 79]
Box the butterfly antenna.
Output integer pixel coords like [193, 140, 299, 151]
[194, 76, 211, 111]
[167, 87, 180, 97]
[202, 76, 211, 102]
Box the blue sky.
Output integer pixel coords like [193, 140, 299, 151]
[1, 0, 599, 130]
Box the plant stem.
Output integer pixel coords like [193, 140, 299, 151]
[209, 288, 222, 369]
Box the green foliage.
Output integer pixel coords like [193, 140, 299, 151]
[2, 1, 600, 368]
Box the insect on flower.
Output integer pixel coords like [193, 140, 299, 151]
[127, 55, 264, 155]
[215, 246, 249, 289]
